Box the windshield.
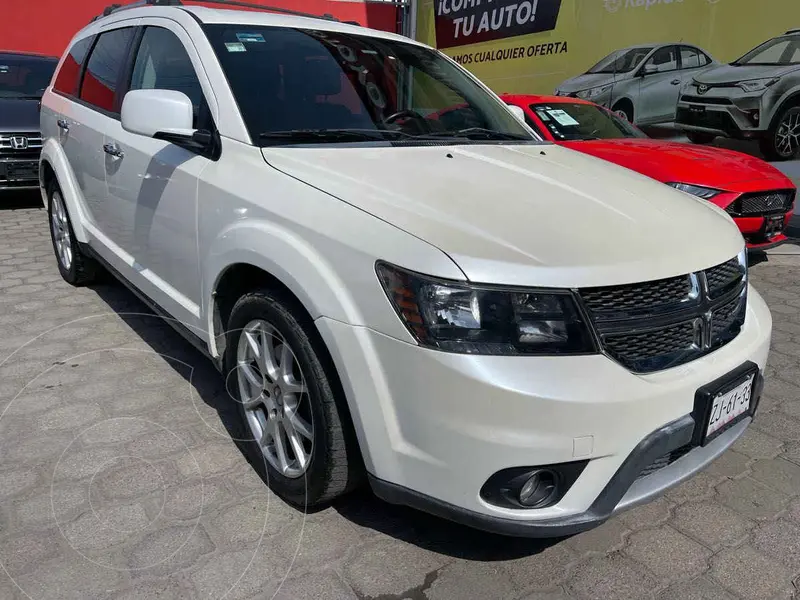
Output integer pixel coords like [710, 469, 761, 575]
[204, 25, 535, 146]
[587, 47, 654, 74]
[0, 55, 57, 99]
[733, 34, 800, 66]
[531, 102, 645, 141]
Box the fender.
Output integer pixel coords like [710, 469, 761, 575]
[767, 87, 800, 129]
[39, 137, 90, 243]
[203, 219, 385, 358]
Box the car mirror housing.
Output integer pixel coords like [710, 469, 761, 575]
[641, 64, 659, 77]
[507, 104, 526, 123]
[121, 89, 195, 139]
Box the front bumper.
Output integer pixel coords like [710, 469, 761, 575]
[317, 285, 772, 536]
[0, 157, 41, 191]
[676, 86, 773, 138]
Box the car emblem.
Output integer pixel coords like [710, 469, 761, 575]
[697, 84, 709, 95]
[11, 136, 29, 150]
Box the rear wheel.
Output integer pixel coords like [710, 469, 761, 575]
[760, 106, 800, 161]
[224, 289, 362, 507]
[686, 132, 715, 144]
[47, 181, 99, 286]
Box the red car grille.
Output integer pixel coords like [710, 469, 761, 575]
[726, 189, 795, 217]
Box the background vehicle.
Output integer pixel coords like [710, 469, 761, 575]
[0, 51, 57, 192]
[556, 43, 716, 126]
[677, 30, 800, 160]
[502, 94, 797, 249]
[40, 1, 770, 538]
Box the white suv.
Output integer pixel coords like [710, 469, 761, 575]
[40, 0, 772, 537]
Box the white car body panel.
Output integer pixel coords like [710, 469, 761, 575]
[38, 4, 772, 536]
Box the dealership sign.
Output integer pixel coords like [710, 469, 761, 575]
[434, 0, 562, 49]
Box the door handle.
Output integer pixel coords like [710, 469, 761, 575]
[57, 119, 69, 131]
[103, 142, 124, 158]
[670, 79, 681, 85]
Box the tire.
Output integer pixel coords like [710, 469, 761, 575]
[224, 289, 363, 507]
[47, 180, 99, 286]
[760, 106, 800, 161]
[686, 132, 715, 144]
[612, 101, 634, 123]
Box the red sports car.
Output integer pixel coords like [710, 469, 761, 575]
[500, 94, 796, 250]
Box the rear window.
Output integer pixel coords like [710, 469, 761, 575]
[0, 55, 57, 99]
[53, 37, 94, 96]
[80, 27, 135, 114]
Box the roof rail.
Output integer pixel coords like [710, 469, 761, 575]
[786, 28, 800, 34]
[91, 0, 349, 24]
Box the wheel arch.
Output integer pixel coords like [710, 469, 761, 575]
[39, 138, 89, 243]
[768, 89, 800, 130]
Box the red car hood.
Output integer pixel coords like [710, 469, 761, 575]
[560, 138, 792, 190]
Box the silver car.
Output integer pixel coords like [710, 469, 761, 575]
[556, 43, 717, 126]
[676, 30, 800, 160]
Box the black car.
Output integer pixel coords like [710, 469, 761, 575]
[0, 51, 58, 191]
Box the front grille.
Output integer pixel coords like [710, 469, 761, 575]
[636, 444, 693, 481]
[680, 95, 734, 105]
[578, 255, 747, 373]
[580, 275, 692, 316]
[675, 107, 739, 135]
[725, 189, 795, 217]
[0, 133, 43, 158]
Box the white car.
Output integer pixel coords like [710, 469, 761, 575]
[40, 0, 771, 537]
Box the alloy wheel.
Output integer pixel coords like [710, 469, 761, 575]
[775, 111, 800, 157]
[236, 319, 313, 478]
[50, 191, 73, 271]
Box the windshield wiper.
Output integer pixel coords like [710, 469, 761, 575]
[425, 127, 532, 141]
[258, 128, 414, 145]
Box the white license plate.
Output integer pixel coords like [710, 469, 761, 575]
[706, 374, 754, 438]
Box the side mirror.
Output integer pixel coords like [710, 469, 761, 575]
[641, 63, 658, 77]
[121, 89, 195, 139]
[507, 104, 526, 123]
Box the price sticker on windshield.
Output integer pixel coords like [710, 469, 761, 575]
[547, 109, 580, 127]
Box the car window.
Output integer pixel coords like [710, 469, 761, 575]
[129, 26, 210, 129]
[80, 27, 135, 114]
[587, 47, 653, 74]
[643, 46, 678, 73]
[0, 55, 57, 99]
[680, 46, 708, 69]
[530, 102, 645, 141]
[735, 35, 800, 65]
[53, 37, 94, 97]
[203, 25, 534, 146]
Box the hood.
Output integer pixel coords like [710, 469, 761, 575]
[560, 138, 792, 189]
[694, 63, 800, 85]
[0, 98, 41, 133]
[260, 143, 744, 288]
[556, 72, 621, 94]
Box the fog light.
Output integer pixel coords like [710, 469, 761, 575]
[745, 109, 760, 125]
[519, 470, 558, 507]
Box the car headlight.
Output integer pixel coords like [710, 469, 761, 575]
[667, 182, 723, 200]
[738, 78, 778, 93]
[575, 84, 611, 100]
[376, 262, 596, 356]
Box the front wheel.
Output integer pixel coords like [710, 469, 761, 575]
[224, 289, 363, 507]
[47, 181, 99, 286]
[760, 106, 800, 161]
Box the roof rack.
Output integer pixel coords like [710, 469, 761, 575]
[91, 0, 346, 23]
[786, 28, 800, 34]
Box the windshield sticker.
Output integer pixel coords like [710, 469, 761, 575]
[547, 109, 580, 127]
[236, 32, 266, 43]
[225, 42, 247, 53]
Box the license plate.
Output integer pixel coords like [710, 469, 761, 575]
[764, 215, 785, 238]
[705, 374, 754, 439]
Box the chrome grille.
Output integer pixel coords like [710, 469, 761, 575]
[0, 133, 43, 157]
[726, 190, 795, 217]
[578, 254, 747, 373]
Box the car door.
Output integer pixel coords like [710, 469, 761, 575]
[636, 46, 681, 124]
[103, 22, 214, 330]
